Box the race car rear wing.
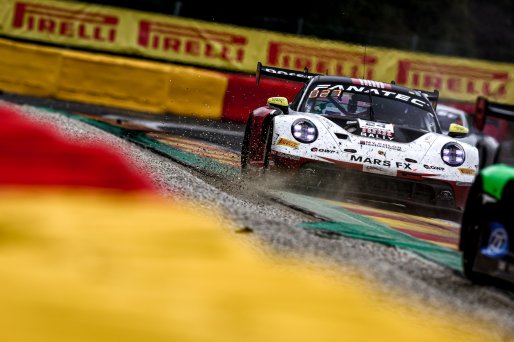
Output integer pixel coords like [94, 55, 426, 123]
[255, 62, 320, 85]
[256, 62, 440, 102]
[475, 96, 514, 130]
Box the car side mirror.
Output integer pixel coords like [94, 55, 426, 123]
[448, 123, 469, 138]
[267, 97, 289, 114]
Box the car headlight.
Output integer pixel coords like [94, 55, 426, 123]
[291, 119, 318, 143]
[441, 142, 465, 166]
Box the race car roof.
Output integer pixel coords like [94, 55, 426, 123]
[308, 75, 418, 96]
[305, 75, 435, 109]
[255, 63, 438, 106]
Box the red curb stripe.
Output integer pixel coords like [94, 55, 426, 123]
[152, 136, 240, 165]
[153, 139, 239, 164]
[395, 228, 459, 249]
[341, 205, 460, 234]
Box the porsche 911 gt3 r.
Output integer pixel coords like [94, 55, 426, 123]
[241, 63, 479, 213]
[460, 97, 514, 287]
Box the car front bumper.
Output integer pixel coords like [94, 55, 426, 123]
[270, 152, 470, 215]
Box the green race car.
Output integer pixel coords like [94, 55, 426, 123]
[459, 97, 514, 286]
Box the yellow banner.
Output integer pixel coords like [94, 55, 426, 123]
[381, 50, 514, 104]
[1, 0, 514, 104]
[0, 0, 128, 50]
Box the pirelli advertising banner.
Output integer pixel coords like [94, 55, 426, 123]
[1, 0, 514, 105]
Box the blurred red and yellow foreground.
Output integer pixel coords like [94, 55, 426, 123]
[0, 104, 495, 341]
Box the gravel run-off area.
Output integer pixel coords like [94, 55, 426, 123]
[12, 101, 514, 340]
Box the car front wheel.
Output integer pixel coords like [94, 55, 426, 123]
[240, 116, 252, 173]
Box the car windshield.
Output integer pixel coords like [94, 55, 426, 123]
[302, 89, 439, 133]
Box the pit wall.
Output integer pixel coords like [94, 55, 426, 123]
[0, 37, 300, 122]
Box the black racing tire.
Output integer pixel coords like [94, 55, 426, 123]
[240, 115, 253, 173]
[460, 177, 489, 284]
[462, 196, 503, 284]
[462, 181, 514, 286]
[461, 196, 488, 284]
[241, 116, 273, 179]
[262, 119, 274, 171]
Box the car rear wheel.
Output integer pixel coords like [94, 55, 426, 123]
[262, 120, 273, 171]
[240, 116, 252, 173]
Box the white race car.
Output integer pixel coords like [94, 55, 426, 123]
[241, 64, 479, 213]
